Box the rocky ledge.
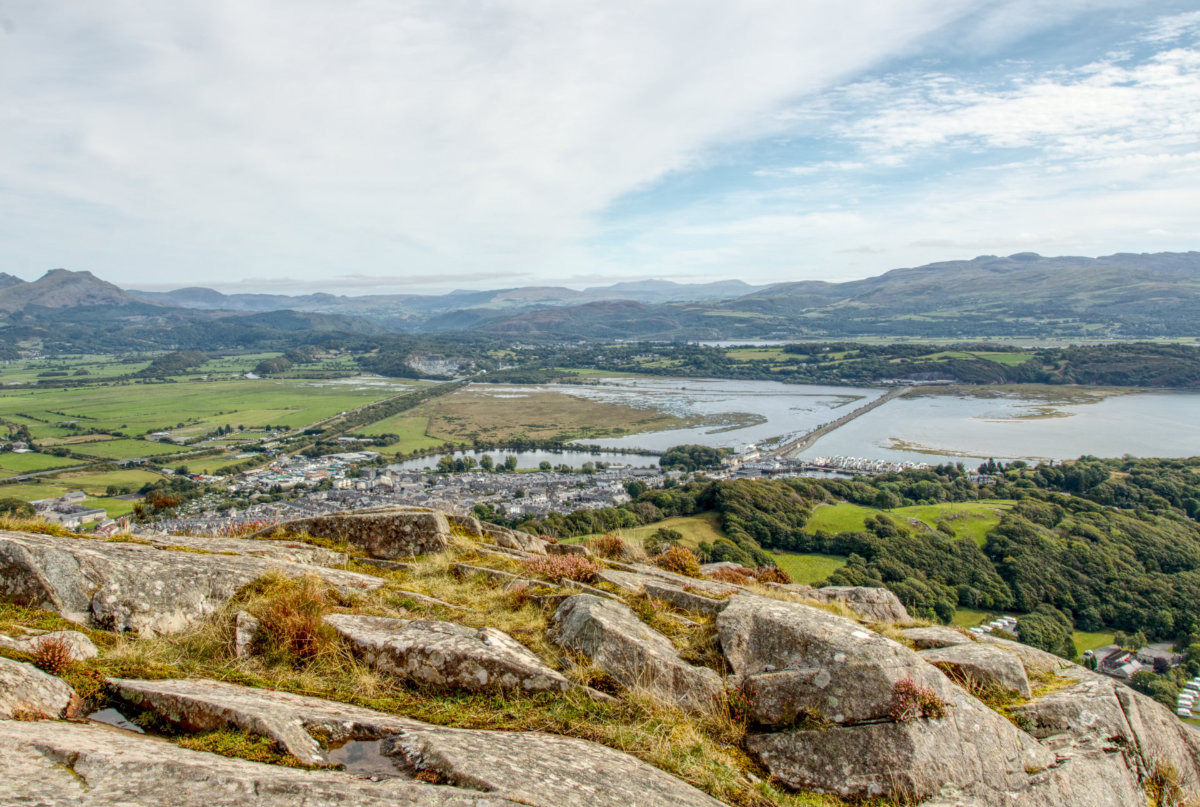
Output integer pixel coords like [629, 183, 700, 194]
[0, 508, 1197, 807]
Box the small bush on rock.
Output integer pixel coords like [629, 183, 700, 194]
[590, 532, 630, 560]
[724, 685, 755, 725]
[32, 635, 75, 675]
[708, 566, 753, 584]
[655, 546, 702, 578]
[524, 554, 604, 583]
[755, 566, 792, 585]
[889, 678, 947, 721]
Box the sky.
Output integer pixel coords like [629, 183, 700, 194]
[1, 1, 1198, 295]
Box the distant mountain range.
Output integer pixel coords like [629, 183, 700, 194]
[1, 252, 1198, 352]
[127, 278, 766, 327]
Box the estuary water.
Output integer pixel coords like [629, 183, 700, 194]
[464, 377, 1198, 466]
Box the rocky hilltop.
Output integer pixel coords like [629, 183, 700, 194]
[1, 508, 1198, 806]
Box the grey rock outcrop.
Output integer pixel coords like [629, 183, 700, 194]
[549, 594, 722, 712]
[0, 718, 518, 806]
[0, 628, 99, 662]
[325, 612, 572, 692]
[478, 523, 547, 555]
[902, 625, 970, 649]
[978, 633, 1076, 676]
[386, 721, 727, 807]
[642, 581, 731, 615]
[920, 642, 1033, 698]
[804, 585, 909, 622]
[717, 594, 956, 726]
[0, 529, 382, 635]
[138, 532, 348, 566]
[719, 594, 1059, 803]
[109, 676, 423, 766]
[0, 656, 78, 719]
[747, 699, 1053, 802]
[233, 611, 260, 659]
[105, 677, 724, 807]
[255, 506, 452, 559]
[1010, 671, 1200, 795]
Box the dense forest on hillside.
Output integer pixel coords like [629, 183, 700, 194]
[502, 341, 1200, 388]
[520, 457, 1200, 650]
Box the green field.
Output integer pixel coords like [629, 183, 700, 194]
[805, 500, 1013, 544]
[353, 414, 445, 454]
[68, 439, 187, 460]
[0, 481, 68, 501]
[951, 608, 994, 628]
[0, 378, 417, 446]
[771, 552, 847, 584]
[181, 454, 262, 474]
[0, 354, 152, 384]
[570, 512, 728, 549]
[50, 469, 162, 495]
[0, 452, 81, 475]
[1072, 630, 1116, 654]
[82, 496, 139, 518]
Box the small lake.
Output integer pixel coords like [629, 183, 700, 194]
[469, 378, 1199, 465]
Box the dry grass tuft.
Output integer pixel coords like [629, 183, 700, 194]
[238, 573, 340, 666]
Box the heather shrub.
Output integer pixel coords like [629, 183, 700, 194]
[655, 546, 702, 578]
[889, 677, 947, 721]
[523, 554, 604, 583]
[755, 566, 792, 585]
[725, 684, 755, 725]
[590, 532, 629, 560]
[708, 566, 754, 584]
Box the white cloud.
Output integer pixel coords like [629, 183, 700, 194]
[0, 0, 984, 289]
[837, 49, 1200, 165]
[1141, 10, 1200, 43]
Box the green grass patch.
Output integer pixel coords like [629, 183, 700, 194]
[1072, 630, 1116, 655]
[83, 496, 139, 518]
[0, 452, 81, 476]
[951, 608, 993, 628]
[49, 469, 162, 494]
[0, 481, 69, 501]
[0, 378, 414, 443]
[771, 552, 847, 585]
[804, 502, 877, 534]
[569, 512, 728, 550]
[68, 439, 185, 459]
[352, 414, 445, 454]
[805, 500, 1013, 546]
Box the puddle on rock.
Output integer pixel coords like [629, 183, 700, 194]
[326, 739, 409, 780]
[88, 708, 145, 733]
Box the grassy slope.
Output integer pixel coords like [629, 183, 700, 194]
[0, 378, 414, 442]
[352, 414, 446, 454]
[806, 500, 1014, 545]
